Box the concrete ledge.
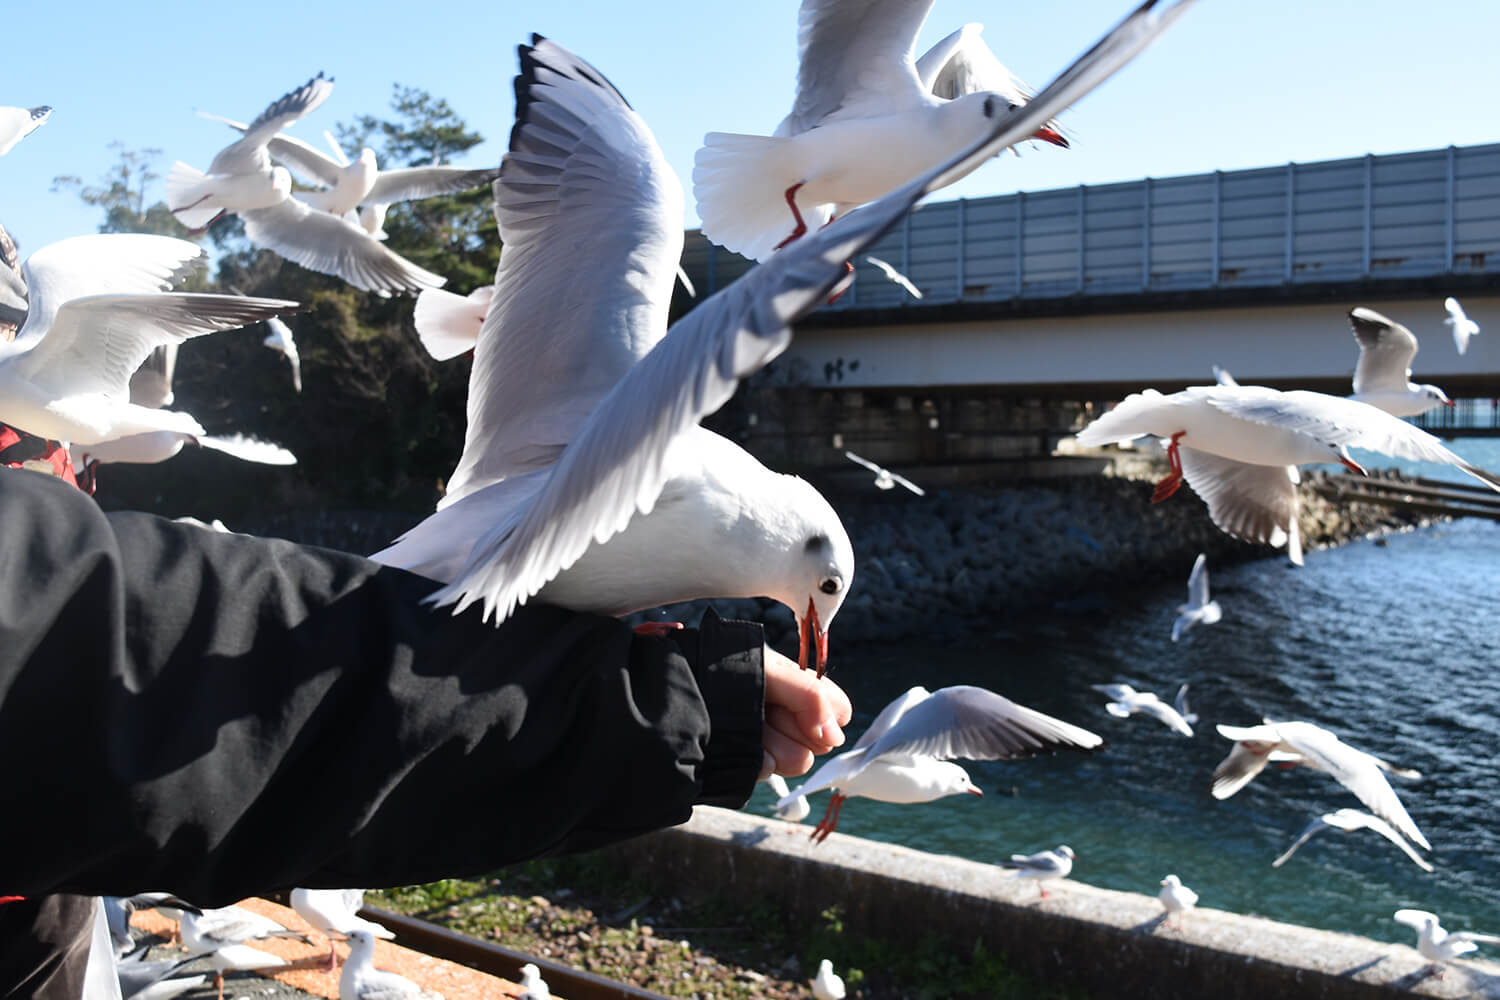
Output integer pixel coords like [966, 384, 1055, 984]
[599, 807, 1500, 1000]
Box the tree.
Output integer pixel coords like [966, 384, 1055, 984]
[51, 143, 188, 238]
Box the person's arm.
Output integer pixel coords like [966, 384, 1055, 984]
[0, 471, 803, 904]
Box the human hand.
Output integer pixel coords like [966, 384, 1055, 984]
[761, 644, 852, 779]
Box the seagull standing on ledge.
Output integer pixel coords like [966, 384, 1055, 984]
[1158, 874, 1198, 929]
[1000, 845, 1076, 898]
[1393, 910, 1500, 975]
[811, 959, 846, 1000]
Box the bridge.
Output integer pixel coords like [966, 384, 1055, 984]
[682, 142, 1500, 470]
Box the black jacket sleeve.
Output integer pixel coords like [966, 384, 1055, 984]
[0, 471, 765, 905]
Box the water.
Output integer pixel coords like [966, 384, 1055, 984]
[751, 439, 1500, 948]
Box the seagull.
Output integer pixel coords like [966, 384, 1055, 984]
[1171, 552, 1221, 642]
[863, 255, 923, 299]
[197, 109, 502, 225]
[693, 1, 1073, 261]
[1212, 720, 1430, 852]
[811, 959, 846, 1000]
[1443, 296, 1480, 356]
[290, 888, 395, 972]
[412, 285, 495, 361]
[514, 962, 551, 1000]
[262, 315, 303, 392]
[1090, 682, 1195, 737]
[780, 685, 1103, 842]
[102, 893, 201, 956]
[374, 3, 1192, 664]
[1074, 384, 1500, 563]
[766, 772, 811, 823]
[115, 952, 205, 1000]
[1000, 845, 1075, 898]
[1212, 364, 1238, 387]
[0, 234, 296, 445]
[341, 927, 444, 999]
[844, 449, 926, 495]
[1157, 874, 1198, 929]
[1393, 910, 1500, 973]
[1272, 808, 1434, 872]
[180, 905, 307, 1000]
[1346, 307, 1453, 417]
[0, 105, 51, 156]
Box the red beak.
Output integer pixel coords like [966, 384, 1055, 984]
[1443, 398, 1457, 407]
[798, 597, 829, 678]
[1033, 125, 1069, 149]
[967, 787, 985, 797]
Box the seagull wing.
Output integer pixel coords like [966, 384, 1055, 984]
[1174, 683, 1197, 724]
[1212, 364, 1239, 387]
[1448, 930, 1500, 947]
[239, 197, 445, 296]
[428, 1, 1195, 618]
[1135, 697, 1193, 736]
[782, 747, 872, 801]
[917, 23, 1034, 103]
[129, 342, 179, 409]
[207, 73, 334, 177]
[1278, 722, 1430, 851]
[1393, 909, 1439, 932]
[779, 0, 936, 136]
[863, 255, 923, 299]
[1091, 683, 1136, 702]
[1444, 296, 1479, 354]
[200, 111, 347, 188]
[365, 165, 504, 206]
[852, 686, 932, 751]
[1319, 809, 1433, 871]
[889, 471, 926, 495]
[844, 450, 886, 475]
[1271, 814, 1333, 868]
[1211, 739, 1274, 799]
[439, 35, 685, 506]
[1348, 307, 1419, 396]
[1186, 552, 1211, 607]
[864, 685, 1104, 762]
[197, 434, 297, 465]
[1177, 445, 1303, 564]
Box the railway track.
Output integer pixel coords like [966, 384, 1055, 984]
[1312, 473, 1500, 521]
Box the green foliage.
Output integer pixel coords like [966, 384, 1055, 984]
[51, 143, 193, 240]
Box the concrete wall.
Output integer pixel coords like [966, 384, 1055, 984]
[601, 808, 1500, 1000]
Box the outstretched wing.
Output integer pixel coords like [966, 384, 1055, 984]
[1348, 307, 1419, 396]
[1279, 723, 1431, 852]
[1178, 445, 1303, 564]
[365, 165, 503, 206]
[239, 197, 445, 296]
[207, 73, 334, 177]
[864, 685, 1104, 762]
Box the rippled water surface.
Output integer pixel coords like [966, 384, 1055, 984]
[751, 439, 1500, 946]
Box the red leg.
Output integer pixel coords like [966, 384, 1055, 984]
[810, 793, 845, 844]
[773, 182, 809, 251]
[1152, 431, 1187, 503]
[632, 621, 684, 638]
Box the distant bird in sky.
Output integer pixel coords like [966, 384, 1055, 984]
[780, 685, 1103, 843]
[340, 928, 444, 1000]
[844, 450, 926, 495]
[514, 962, 551, 1000]
[1346, 307, 1453, 417]
[1212, 720, 1430, 853]
[811, 958, 847, 1000]
[863, 255, 923, 299]
[0, 234, 295, 445]
[1091, 681, 1195, 737]
[766, 772, 810, 823]
[0, 105, 50, 157]
[1157, 874, 1198, 929]
[1172, 553, 1221, 642]
[692, 0, 1191, 261]
[1000, 845, 1075, 898]
[1443, 296, 1480, 356]
[1392, 909, 1500, 972]
[262, 315, 303, 392]
[1074, 384, 1500, 563]
[1272, 808, 1434, 872]
[291, 888, 394, 972]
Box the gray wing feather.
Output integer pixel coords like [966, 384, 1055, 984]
[365, 165, 503, 205]
[1177, 444, 1302, 562]
[239, 198, 444, 296]
[1348, 307, 1419, 396]
[1280, 724, 1431, 852]
[207, 73, 334, 177]
[865, 685, 1104, 762]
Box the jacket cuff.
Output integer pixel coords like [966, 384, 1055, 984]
[689, 608, 765, 808]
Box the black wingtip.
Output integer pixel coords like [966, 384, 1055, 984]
[1348, 306, 1400, 341]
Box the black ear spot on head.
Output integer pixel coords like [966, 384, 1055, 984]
[983, 95, 996, 118]
[805, 533, 830, 553]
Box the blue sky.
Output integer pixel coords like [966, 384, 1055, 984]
[3, 0, 1498, 258]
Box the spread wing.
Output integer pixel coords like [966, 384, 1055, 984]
[239, 197, 445, 296]
[1348, 307, 1419, 396]
[916, 21, 1059, 141]
[199, 110, 346, 188]
[864, 685, 1104, 762]
[1186, 552, 1211, 606]
[1279, 723, 1431, 852]
[206, 73, 334, 177]
[365, 165, 504, 206]
[1177, 445, 1303, 564]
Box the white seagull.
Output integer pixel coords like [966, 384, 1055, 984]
[374, 9, 1189, 670]
[999, 845, 1075, 899]
[1172, 552, 1221, 642]
[340, 928, 444, 1000]
[844, 449, 926, 495]
[1443, 296, 1480, 356]
[0, 235, 295, 445]
[779, 685, 1103, 842]
[1346, 307, 1453, 417]
[1272, 808, 1434, 872]
[1212, 720, 1430, 852]
[263, 315, 303, 392]
[811, 959, 847, 1000]
[180, 904, 306, 1000]
[0, 105, 50, 156]
[290, 888, 394, 971]
[693, 0, 1080, 261]
[766, 772, 811, 823]
[863, 255, 923, 299]
[1074, 384, 1500, 563]
[1090, 682, 1195, 737]
[411, 285, 495, 361]
[1157, 874, 1198, 929]
[514, 962, 551, 1000]
[1393, 910, 1500, 972]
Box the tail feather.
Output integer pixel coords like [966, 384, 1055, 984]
[166, 162, 220, 230]
[692, 132, 832, 262]
[412, 286, 492, 361]
[197, 433, 297, 465]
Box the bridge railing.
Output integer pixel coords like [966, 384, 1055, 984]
[682, 142, 1500, 311]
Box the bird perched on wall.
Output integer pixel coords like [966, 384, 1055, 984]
[513, 963, 551, 1000]
[811, 958, 846, 1000]
[1443, 296, 1480, 356]
[180, 904, 307, 1000]
[1345, 307, 1454, 417]
[1171, 553, 1221, 642]
[1157, 874, 1198, 929]
[1000, 845, 1076, 898]
[766, 772, 810, 823]
[1393, 910, 1500, 975]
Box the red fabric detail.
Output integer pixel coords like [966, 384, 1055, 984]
[0, 896, 25, 905]
[0, 424, 80, 490]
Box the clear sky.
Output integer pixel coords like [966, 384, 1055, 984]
[3, 0, 1498, 259]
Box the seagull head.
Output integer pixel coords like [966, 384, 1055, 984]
[269, 166, 293, 200]
[773, 482, 854, 679]
[1057, 845, 1077, 861]
[1160, 874, 1180, 888]
[978, 93, 1068, 149]
[1416, 383, 1455, 407]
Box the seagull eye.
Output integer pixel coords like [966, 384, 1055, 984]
[819, 578, 842, 596]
